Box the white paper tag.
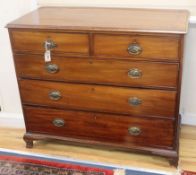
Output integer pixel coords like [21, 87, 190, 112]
[44, 50, 51, 62]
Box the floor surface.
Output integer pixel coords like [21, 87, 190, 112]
[0, 125, 195, 174]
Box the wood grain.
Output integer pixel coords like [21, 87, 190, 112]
[94, 34, 180, 61]
[11, 30, 89, 55]
[15, 54, 179, 89]
[24, 106, 174, 149]
[19, 79, 177, 118]
[6, 7, 189, 34]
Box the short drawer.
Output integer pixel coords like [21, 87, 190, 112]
[24, 106, 174, 149]
[19, 80, 176, 118]
[15, 55, 179, 89]
[11, 30, 89, 55]
[94, 34, 180, 61]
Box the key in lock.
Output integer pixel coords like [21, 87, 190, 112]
[44, 39, 57, 62]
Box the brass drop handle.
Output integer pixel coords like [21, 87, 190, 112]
[45, 64, 59, 74]
[44, 39, 57, 50]
[128, 126, 141, 136]
[53, 118, 65, 127]
[128, 97, 142, 106]
[127, 43, 142, 55]
[128, 68, 142, 78]
[49, 91, 61, 101]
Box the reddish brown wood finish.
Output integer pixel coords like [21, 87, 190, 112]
[11, 31, 89, 55]
[94, 34, 180, 61]
[19, 79, 176, 118]
[7, 7, 189, 167]
[15, 54, 179, 89]
[24, 106, 174, 149]
[6, 7, 189, 34]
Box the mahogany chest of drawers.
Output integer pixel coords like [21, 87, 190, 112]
[7, 7, 189, 166]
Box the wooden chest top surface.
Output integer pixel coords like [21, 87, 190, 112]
[7, 7, 189, 34]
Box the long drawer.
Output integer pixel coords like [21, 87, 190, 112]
[15, 54, 179, 89]
[19, 79, 177, 118]
[24, 106, 174, 149]
[94, 34, 180, 61]
[11, 31, 89, 55]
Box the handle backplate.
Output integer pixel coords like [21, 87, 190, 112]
[127, 43, 142, 55]
[44, 39, 57, 50]
[53, 118, 65, 127]
[128, 126, 141, 136]
[128, 97, 142, 106]
[49, 91, 61, 101]
[128, 68, 142, 78]
[45, 63, 59, 74]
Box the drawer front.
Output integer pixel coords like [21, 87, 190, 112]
[11, 31, 89, 55]
[19, 80, 176, 118]
[15, 55, 179, 89]
[24, 106, 174, 149]
[94, 34, 179, 61]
